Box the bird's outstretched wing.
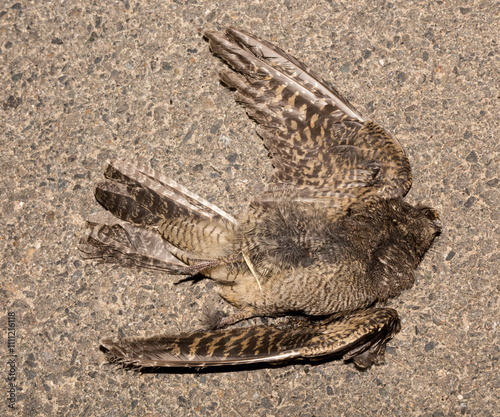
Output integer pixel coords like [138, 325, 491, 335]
[100, 308, 400, 369]
[205, 28, 412, 209]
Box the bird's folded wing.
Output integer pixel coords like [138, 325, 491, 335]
[100, 308, 400, 369]
[205, 28, 412, 208]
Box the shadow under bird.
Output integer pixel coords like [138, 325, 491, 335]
[79, 27, 441, 370]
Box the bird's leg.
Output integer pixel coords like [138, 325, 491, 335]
[178, 254, 242, 276]
[178, 259, 221, 276]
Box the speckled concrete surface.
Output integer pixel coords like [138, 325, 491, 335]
[1, 1, 498, 416]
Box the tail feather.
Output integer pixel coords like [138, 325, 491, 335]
[102, 160, 237, 225]
[78, 212, 189, 273]
[100, 308, 400, 369]
[79, 160, 239, 272]
[95, 181, 161, 226]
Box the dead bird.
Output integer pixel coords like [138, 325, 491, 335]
[79, 27, 441, 370]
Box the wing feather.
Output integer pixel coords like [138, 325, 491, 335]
[205, 28, 412, 208]
[100, 308, 400, 369]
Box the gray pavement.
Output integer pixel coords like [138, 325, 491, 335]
[1, 1, 498, 416]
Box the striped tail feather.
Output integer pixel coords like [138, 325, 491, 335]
[79, 160, 239, 272]
[100, 308, 400, 369]
[78, 211, 189, 273]
[97, 160, 237, 225]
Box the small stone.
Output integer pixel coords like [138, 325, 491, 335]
[340, 63, 350, 73]
[445, 250, 455, 261]
[464, 196, 476, 208]
[261, 397, 272, 409]
[396, 71, 407, 82]
[465, 150, 477, 162]
[3, 95, 21, 109]
[226, 153, 238, 164]
[424, 341, 437, 352]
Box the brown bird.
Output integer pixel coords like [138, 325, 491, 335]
[79, 27, 441, 369]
